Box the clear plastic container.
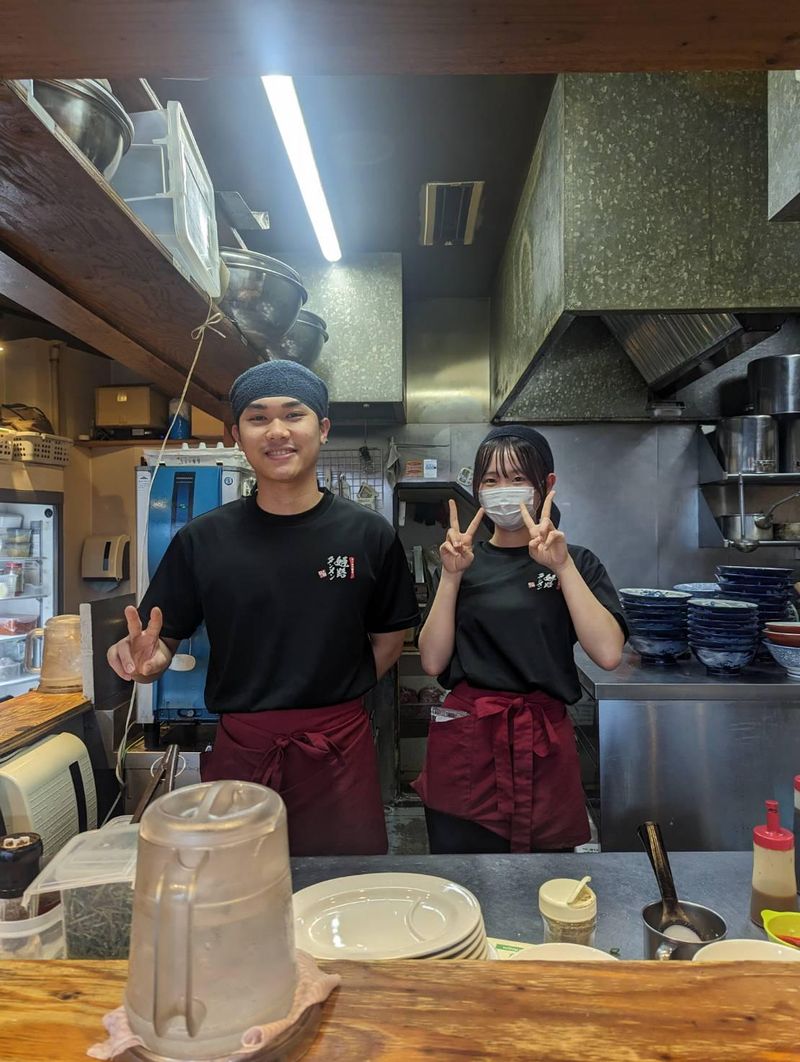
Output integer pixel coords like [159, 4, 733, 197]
[0, 572, 17, 600]
[0, 530, 31, 558]
[24, 823, 139, 959]
[0, 903, 65, 959]
[110, 101, 220, 297]
[539, 876, 597, 947]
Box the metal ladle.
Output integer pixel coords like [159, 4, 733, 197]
[731, 473, 760, 553]
[754, 489, 800, 530]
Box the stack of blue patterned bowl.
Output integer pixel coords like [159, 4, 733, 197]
[673, 582, 720, 598]
[715, 566, 794, 628]
[688, 597, 760, 674]
[619, 588, 690, 665]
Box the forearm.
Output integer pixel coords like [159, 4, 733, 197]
[418, 570, 462, 675]
[557, 559, 624, 670]
[370, 630, 407, 680]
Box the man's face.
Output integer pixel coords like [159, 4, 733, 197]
[232, 396, 330, 483]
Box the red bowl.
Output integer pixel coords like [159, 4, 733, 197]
[765, 632, 800, 648]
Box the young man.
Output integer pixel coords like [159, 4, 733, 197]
[108, 360, 419, 855]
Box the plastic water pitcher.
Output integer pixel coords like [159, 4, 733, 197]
[124, 781, 297, 1060]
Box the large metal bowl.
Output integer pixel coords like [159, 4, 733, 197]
[271, 309, 329, 367]
[219, 248, 308, 352]
[32, 79, 134, 179]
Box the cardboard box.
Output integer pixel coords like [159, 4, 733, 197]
[95, 386, 168, 429]
[191, 408, 225, 438]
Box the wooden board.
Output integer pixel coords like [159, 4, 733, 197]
[0, 1, 799, 77]
[2, 958, 800, 1060]
[0, 81, 256, 416]
[0, 691, 90, 757]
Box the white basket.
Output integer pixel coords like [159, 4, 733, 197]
[0, 431, 13, 462]
[143, 443, 251, 469]
[11, 432, 73, 466]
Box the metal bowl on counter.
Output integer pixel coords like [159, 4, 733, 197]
[270, 309, 329, 367]
[32, 79, 134, 178]
[219, 248, 308, 353]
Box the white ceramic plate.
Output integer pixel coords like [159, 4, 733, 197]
[293, 873, 483, 960]
[509, 943, 618, 962]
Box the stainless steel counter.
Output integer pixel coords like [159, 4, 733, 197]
[576, 647, 800, 701]
[575, 648, 800, 853]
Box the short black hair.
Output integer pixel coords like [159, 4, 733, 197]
[472, 437, 551, 520]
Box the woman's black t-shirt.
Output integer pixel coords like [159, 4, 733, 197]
[139, 490, 419, 713]
[438, 541, 626, 704]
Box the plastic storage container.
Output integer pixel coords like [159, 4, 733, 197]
[539, 876, 597, 947]
[24, 822, 139, 959]
[111, 101, 220, 298]
[0, 530, 31, 558]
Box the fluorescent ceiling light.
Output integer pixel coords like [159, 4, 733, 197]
[261, 75, 341, 263]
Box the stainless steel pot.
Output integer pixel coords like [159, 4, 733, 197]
[270, 309, 329, 367]
[748, 355, 800, 416]
[777, 415, 800, 472]
[219, 248, 307, 353]
[32, 79, 134, 179]
[715, 415, 777, 474]
[719, 514, 774, 542]
[642, 900, 726, 960]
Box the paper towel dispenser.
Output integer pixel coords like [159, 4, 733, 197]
[81, 534, 130, 582]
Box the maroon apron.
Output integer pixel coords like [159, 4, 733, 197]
[412, 683, 590, 852]
[200, 698, 388, 856]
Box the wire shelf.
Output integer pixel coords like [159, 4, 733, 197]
[317, 447, 384, 510]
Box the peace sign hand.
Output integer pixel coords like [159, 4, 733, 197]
[519, 490, 570, 573]
[440, 500, 485, 575]
[107, 605, 173, 681]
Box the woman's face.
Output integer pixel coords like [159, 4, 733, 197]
[479, 457, 532, 490]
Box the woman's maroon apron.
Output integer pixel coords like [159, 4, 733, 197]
[200, 698, 388, 856]
[412, 682, 589, 852]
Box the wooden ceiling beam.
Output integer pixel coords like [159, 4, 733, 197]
[0, 0, 798, 77]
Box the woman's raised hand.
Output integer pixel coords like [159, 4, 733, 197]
[520, 491, 570, 572]
[440, 500, 485, 575]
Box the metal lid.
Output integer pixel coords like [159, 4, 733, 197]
[220, 247, 304, 287]
[34, 79, 134, 150]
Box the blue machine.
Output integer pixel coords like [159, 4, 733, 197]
[135, 460, 249, 725]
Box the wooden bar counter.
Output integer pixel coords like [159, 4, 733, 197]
[0, 690, 91, 758]
[1, 957, 799, 1060]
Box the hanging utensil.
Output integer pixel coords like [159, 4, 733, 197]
[130, 745, 181, 825]
[637, 821, 702, 941]
[754, 489, 800, 530]
[730, 473, 760, 553]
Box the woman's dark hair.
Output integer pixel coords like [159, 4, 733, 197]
[472, 437, 551, 520]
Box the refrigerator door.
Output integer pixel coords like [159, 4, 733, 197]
[0, 490, 61, 698]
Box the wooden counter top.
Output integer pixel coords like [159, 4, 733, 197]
[2, 958, 800, 1060]
[0, 690, 91, 757]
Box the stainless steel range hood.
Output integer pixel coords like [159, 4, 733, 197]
[491, 74, 800, 418]
[600, 312, 785, 395]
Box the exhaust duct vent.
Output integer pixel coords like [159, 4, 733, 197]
[420, 181, 484, 247]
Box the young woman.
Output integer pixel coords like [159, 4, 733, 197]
[413, 425, 626, 854]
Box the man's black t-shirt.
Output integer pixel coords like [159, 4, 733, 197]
[438, 541, 627, 704]
[139, 490, 420, 713]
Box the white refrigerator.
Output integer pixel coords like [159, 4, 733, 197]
[0, 488, 60, 698]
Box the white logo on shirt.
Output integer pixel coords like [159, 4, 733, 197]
[528, 573, 559, 590]
[318, 555, 356, 580]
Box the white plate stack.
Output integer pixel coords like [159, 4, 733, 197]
[293, 872, 492, 960]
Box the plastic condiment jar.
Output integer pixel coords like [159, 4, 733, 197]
[539, 876, 597, 946]
[750, 799, 798, 928]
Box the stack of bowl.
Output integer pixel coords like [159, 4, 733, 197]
[688, 597, 759, 674]
[619, 589, 690, 665]
[763, 622, 800, 679]
[673, 582, 720, 598]
[715, 566, 794, 628]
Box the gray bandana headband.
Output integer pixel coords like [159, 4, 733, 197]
[230, 360, 329, 422]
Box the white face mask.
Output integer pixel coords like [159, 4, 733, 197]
[478, 486, 536, 531]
